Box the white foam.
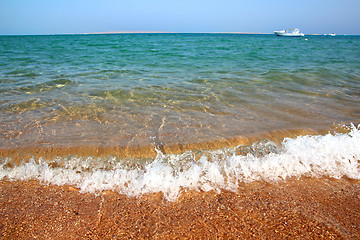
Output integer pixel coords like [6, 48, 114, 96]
[1, 124, 359, 201]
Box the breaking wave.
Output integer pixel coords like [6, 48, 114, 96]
[1, 125, 359, 201]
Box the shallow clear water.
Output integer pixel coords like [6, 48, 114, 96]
[0, 34, 359, 199]
[1, 34, 360, 149]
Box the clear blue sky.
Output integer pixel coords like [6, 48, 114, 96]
[1, 0, 359, 35]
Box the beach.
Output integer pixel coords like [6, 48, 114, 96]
[1, 178, 359, 239]
[0, 33, 359, 238]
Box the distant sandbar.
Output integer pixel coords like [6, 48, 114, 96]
[84, 31, 270, 35]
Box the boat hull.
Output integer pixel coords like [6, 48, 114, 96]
[274, 32, 304, 37]
[274, 29, 305, 37]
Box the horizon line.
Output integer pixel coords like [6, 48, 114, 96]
[0, 31, 358, 36]
[0, 31, 271, 36]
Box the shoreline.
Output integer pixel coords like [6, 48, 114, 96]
[0, 177, 359, 239]
[0, 124, 349, 161]
[0, 123, 358, 203]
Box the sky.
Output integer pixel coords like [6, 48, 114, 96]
[1, 0, 359, 35]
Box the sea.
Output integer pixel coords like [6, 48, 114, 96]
[0, 33, 359, 201]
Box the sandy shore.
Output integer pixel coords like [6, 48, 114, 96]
[0, 177, 359, 239]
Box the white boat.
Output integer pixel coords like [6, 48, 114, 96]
[274, 28, 305, 37]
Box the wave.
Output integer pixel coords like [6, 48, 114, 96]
[0, 124, 359, 201]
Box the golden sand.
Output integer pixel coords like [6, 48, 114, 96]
[0, 178, 359, 239]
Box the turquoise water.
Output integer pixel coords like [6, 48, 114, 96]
[1, 34, 360, 199]
[1, 34, 359, 149]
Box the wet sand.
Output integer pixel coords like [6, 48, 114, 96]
[0, 177, 359, 239]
